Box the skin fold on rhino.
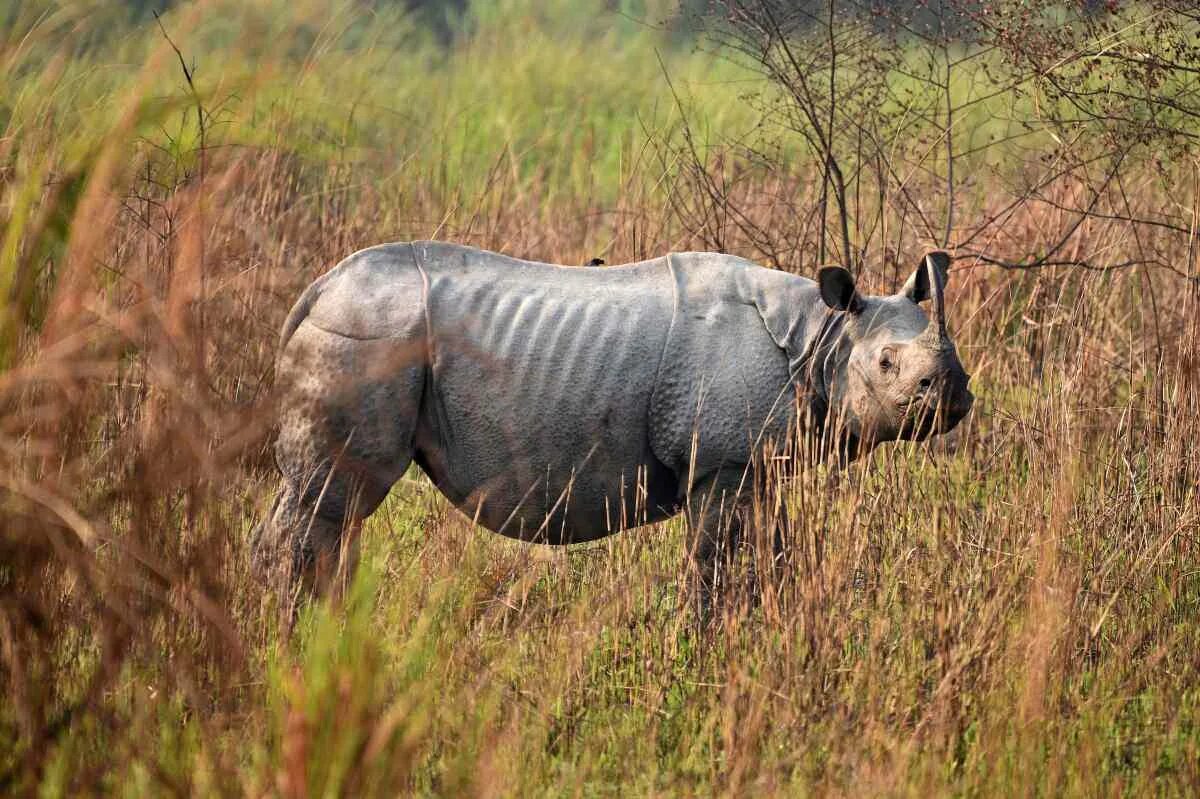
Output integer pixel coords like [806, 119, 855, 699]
[254, 241, 974, 604]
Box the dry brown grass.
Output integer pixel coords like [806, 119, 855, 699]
[2, 2, 1200, 795]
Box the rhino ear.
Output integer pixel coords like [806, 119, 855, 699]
[902, 251, 951, 303]
[818, 266, 862, 313]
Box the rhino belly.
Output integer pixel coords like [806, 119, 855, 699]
[415, 411, 679, 543]
[413, 262, 679, 543]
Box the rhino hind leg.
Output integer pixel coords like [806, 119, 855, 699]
[256, 322, 426, 613]
[255, 483, 358, 606]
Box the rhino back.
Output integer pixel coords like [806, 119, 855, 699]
[413, 242, 678, 542]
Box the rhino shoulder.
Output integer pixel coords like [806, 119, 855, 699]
[647, 253, 799, 477]
[733, 264, 825, 371]
[654, 253, 823, 366]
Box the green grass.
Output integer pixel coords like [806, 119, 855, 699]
[3, 0, 1200, 795]
[1, 0, 761, 202]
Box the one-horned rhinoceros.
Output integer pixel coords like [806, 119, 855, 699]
[255, 241, 973, 598]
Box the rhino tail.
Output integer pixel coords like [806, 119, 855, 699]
[277, 270, 332, 359]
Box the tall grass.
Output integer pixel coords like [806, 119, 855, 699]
[2, 0, 1199, 795]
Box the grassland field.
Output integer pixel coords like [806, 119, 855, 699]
[2, 0, 1200, 796]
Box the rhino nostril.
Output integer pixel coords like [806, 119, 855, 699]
[918, 377, 932, 391]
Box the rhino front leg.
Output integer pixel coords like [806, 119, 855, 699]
[686, 468, 750, 614]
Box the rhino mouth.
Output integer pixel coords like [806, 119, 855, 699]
[897, 399, 941, 438]
[897, 391, 969, 438]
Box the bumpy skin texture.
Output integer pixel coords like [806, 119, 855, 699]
[257, 241, 972, 602]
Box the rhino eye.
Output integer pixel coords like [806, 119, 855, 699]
[879, 349, 896, 372]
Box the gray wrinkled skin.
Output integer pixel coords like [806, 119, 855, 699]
[255, 241, 973, 602]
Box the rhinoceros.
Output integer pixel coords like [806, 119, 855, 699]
[254, 241, 973, 598]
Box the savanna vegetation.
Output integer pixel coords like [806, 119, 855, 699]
[2, 0, 1199, 795]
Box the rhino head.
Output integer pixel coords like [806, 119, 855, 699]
[815, 252, 974, 446]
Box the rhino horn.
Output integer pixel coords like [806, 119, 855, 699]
[920, 251, 950, 346]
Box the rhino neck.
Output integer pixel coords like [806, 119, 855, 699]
[789, 310, 847, 431]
